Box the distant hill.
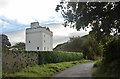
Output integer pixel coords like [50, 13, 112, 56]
[54, 34, 102, 60]
[53, 35, 88, 52]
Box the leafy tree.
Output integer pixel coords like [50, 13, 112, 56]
[0, 34, 11, 49]
[11, 42, 25, 51]
[56, 1, 120, 75]
[56, 1, 120, 41]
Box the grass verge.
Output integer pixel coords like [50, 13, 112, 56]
[3, 59, 92, 77]
[92, 60, 120, 77]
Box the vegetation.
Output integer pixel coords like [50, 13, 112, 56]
[56, 1, 120, 77]
[54, 35, 103, 60]
[56, 2, 120, 37]
[2, 50, 84, 73]
[3, 60, 92, 77]
[38, 51, 83, 64]
[10, 42, 25, 51]
[93, 37, 120, 77]
[0, 34, 11, 50]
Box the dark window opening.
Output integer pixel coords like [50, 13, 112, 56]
[29, 41, 30, 43]
[37, 47, 39, 50]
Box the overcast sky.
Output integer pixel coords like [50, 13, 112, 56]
[0, 0, 91, 48]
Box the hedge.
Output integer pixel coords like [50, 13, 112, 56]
[38, 51, 83, 64]
[3, 49, 83, 65]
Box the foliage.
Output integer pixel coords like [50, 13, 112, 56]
[3, 60, 92, 77]
[54, 35, 103, 60]
[38, 51, 83, 64]
[93, 37, 120, 77]
[93, 60, 120, 77]
[10, 42, 25, 51]
[103, 37, 120, 63]
[56, 1, 120, 39]
[56, 1, 120, 76]
[0, 34, 11, 48]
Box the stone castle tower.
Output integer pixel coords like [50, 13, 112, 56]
[26, 22, 53, 51]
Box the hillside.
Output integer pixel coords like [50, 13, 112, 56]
[54, 35, 88, 51]
[54, 34, 102, 60]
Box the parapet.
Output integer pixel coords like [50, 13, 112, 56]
[31, 22, 40, 28]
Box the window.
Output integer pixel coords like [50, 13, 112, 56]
[29, 41, 30, 43]
[37, 47, 39, 50]
[44, 35, 45, 37]
[44, 40, 45, 43]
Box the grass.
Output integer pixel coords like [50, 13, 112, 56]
[92, 59, 108, 77]
[92, 59, 120, 77]
[3, 59, 92, 77]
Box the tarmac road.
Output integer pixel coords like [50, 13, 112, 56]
[54, 62, 95, 77]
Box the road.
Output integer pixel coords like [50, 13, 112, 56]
[54, 62, 95, 77]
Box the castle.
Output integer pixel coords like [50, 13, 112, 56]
[26, 22, 53, 51]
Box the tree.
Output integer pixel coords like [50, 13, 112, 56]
[0, 34, 11, 48]
[56, 1, 120, 76]
[54, 35, 102, 59]
[56, 1, 120, 41]
[10, 42, 25, 51]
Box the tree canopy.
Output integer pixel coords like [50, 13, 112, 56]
[11, 42, 25, 51]
[56, 1, 120, 41]
[0, 34, 11, 47]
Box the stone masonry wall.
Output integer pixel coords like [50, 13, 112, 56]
[2, 51, 39, 72]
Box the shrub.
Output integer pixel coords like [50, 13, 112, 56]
[38, 51, 83, 64]
[103, 38, 120, 63]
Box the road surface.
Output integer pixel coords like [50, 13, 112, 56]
[54, 62, 95, 77]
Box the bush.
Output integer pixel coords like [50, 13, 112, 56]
[93, 37, 120, 77]
[38, 51, 83, 64]
[103, 38, 120, 63]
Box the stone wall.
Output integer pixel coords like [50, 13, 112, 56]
[2, 51, 39, 72]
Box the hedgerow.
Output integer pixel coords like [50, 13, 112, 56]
[38, 51, 83, 64]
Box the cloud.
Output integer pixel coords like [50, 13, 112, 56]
[53, 35, 69, 48]
[0, 0, 91, 48]
[0, 0, 62, 24]
[0, 0, 7, 8]
[4, 29, 25, 45]
[68, 28, 92, 37]
[4, 22, 91, 48]
[0, 16, 29, 33]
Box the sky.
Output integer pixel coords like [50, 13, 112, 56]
[0, 0, 91, 48]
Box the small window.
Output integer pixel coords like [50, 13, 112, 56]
[44, 35, 45, 37]
[37, 47, 39, 50]
[44, 40, 45, 43]
[29, 41, 30, 43]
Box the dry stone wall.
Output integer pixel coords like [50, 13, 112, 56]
[2, 51, 39, 72]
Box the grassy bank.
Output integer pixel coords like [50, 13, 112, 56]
[3, 60, 92, 77]
[92, 60, 120, 77]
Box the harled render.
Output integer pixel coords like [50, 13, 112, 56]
[26, 22, 53, 51]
